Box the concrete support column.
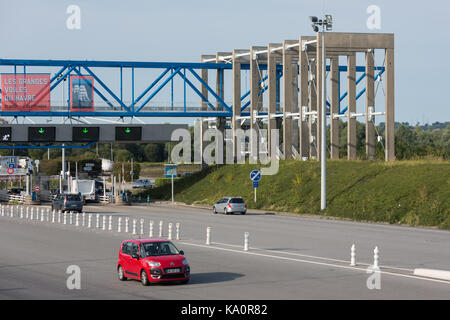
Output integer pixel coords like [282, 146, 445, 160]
[385, 48, 395, 161]
[250, 46, 265, 161]
[365, 50, 376, 159]
[282, 41, 295, 160]
[309, 62, 318, 159]
[299, 37, 312, 159]
[330, 56, 340, 159]
[267, 44, 281, 157]
[347, 53, 357, 160]
[200, 55, 215, 166]
[232, 50, 248, 160]
[216, 53, 230, 135]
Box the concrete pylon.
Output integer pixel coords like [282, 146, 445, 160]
[267, 44, 281, 157]
[299, 37, 313, 159]
[200, 55, 215, 167]
[249, 46, 266, 162]
[365, 50, 376, 160]
[232, 50, 244, 160]
[282, 40, 299, 160]
[385, 48, 395, 161]
[347, 53, 357, 160]
[330, 56, 340, 159]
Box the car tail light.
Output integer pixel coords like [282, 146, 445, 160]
[245, 203, 247, 208]
[228, 203, 231, 208]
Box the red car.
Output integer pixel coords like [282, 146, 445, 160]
[117, 238, 190, 286]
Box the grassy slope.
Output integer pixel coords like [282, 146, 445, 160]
[145, 160, 450, 229]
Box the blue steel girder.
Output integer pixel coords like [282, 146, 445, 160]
[0, 59, 385, 118]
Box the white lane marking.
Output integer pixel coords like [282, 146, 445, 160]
[211, 241, 414, 272]
[179, 241, 450, 286]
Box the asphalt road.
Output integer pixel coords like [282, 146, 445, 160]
[0, 203, 449, 299]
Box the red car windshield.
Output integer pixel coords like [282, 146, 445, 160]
[140, 241, 180, 257]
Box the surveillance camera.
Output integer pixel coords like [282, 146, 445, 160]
[309, 16, 318, 23]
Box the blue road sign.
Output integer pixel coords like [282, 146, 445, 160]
[165, 167, 177, 178]
[250, 170, 261, 182]
[253, 181, 259, 188]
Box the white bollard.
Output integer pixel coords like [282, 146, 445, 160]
[69, 212, 73, 225]
[88, 214, 92, 228]
[168, 223, 173, 240]
[96, 214, 100, 229]
[20, 206, 24, 219]
[350, 244, 356, 266]
[159, 221, 163, 237]
[30, 207, 34, 220]
[41, 209, 45, 222]
[102, 216, 106, 231]
[109, 216, 113, 231]
[176, 223, 180, 240]
[11, 205, 14, 218]
[26, 206, 29, 219]
[149, 220, 154, 237]
[63, 211, 67, 225]
[58, 210, 61, 223]
[132, 219, 137, 235]
[52, 210, 55, 223]
[373, 246, 379, 268]
[118, 217, 122, 232]
[244, 232, 249, 251]
[1, 205, 3, 217]
[75, 213, 80, 227]
[140, 219, 144, 235]
[82, 212, 85, 227]
[46, 208, 50, 222]
[125, 217, 129, 233]
[206, 227, 211, 245]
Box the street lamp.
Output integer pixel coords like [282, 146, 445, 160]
[310, 15, 332, 211]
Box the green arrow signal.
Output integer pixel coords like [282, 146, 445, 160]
[125, 128, 131, 134]
[38, 128, 44, 134]
[82, 128, 88, 134]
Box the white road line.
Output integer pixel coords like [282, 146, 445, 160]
[179, 241, 450, 286]
[211, 241, 414, 272]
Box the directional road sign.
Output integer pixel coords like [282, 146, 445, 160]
[250, 170, 261, 182]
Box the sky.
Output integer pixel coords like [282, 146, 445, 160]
[0, 0, 449, 125]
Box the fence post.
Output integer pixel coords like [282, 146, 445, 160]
[244, 232, 249, 251]
[149, 220, 153, 237]
[206, 227, 211, 245]
[350, 244, 356, 266]
[176, 223, 180, 240]
[168, 223, 173, 240]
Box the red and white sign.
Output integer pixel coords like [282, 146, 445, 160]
[7, 168, 14, 175]
[1, 74, 51, 111]
[34, 185, 40, 192]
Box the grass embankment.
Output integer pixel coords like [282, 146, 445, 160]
[138, 160, 450, 229]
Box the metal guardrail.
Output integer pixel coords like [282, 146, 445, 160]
[99, 195, 112, 204]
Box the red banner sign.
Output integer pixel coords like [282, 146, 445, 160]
[1, 74, 51, 111]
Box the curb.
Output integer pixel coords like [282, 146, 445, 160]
[413, 268, 450, 281]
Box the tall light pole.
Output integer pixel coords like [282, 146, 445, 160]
[310, 15, 332, 211]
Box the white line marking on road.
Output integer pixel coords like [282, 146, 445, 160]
[211, 241, 414, 272]
[179, 241, 450, 286]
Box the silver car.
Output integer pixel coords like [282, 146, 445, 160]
[132, 178, 153, 189]
[213, 197, 247, 215]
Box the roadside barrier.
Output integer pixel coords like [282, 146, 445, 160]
[350, 244, 356, 266]
[206, 227, 211, 245]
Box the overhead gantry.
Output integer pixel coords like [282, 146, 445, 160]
[201, 32, 395, 161]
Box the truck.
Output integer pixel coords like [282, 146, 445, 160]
[72, 179, 104, 202]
